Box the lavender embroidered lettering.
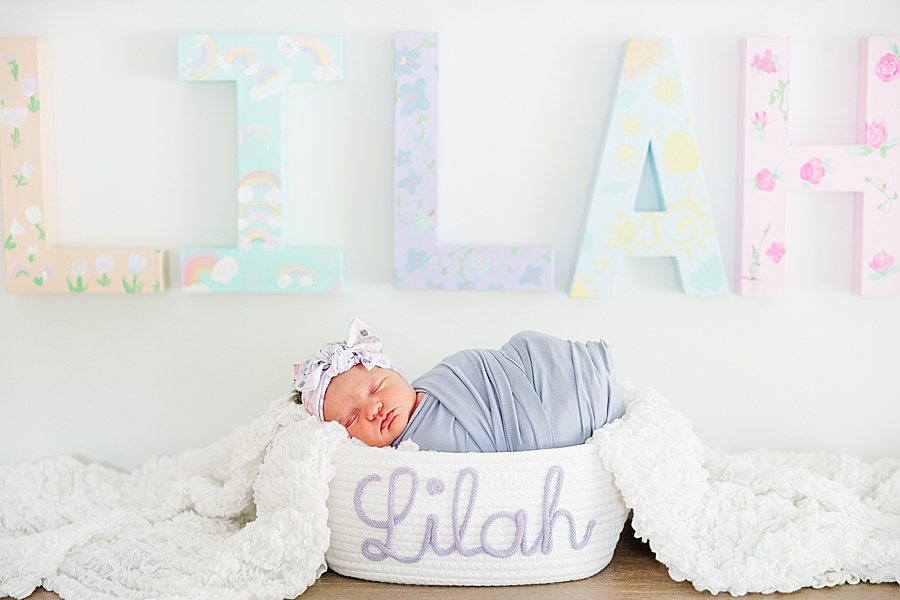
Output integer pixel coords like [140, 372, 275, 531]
[353, 465, 596, 563]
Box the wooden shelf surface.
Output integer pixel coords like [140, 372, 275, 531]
[7, 521, 899, 600]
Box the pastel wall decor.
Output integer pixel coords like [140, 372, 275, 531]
[0, 38, 166, 294]
[737, 37, 900, 297]
[569, 39, 727, 298]
[178, 35, 344, 293]
[393, 32, 554, 291]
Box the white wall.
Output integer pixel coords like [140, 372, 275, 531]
[2, 0, 898, 469]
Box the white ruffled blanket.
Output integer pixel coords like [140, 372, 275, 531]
[2, 385, 899, 599]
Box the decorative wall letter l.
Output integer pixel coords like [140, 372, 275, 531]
[178, 35, 344, 293]
[569, 39, 728, 298]
[737, 37, 900, 297]
[393, 32, 554, 291]
[1, 38, 165, 294]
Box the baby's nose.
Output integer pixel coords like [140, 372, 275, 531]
[364, 399, 383, 419]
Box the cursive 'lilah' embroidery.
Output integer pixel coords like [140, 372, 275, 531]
[353, 465, 596, 563]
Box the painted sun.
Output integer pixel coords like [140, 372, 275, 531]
[652, 75, 683, 107]
[621, 114, 643, 134]
[622, 39, 667, 81]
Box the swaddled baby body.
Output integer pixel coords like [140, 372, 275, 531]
[293, 318, 624, 452]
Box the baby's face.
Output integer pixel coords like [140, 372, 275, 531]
[323, 364, 419, 447]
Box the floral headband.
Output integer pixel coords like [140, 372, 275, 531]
[293, 318, 402, 421]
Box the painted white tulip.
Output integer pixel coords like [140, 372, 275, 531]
[9, 218, 25, 236]
[41, 267, 52, 281]
[72, 260, 89, 276]
[27, 245, 39, 255]
[20, 161, 35, 180]
[95, 254, 115, 274]
[0, 107, 28, 128]
[128, 253, 147, 275]
[24, 205, 42, 224]
[21, 76, 38, 97]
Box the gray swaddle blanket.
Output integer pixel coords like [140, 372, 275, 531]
[392, 331, 625, 452]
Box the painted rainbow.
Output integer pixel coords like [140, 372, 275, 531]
[217, 42, 260, 75]
[181, 252, 220, 285]
[184, 36, 217, 80]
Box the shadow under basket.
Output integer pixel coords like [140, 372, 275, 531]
[325, 439, 629, 586]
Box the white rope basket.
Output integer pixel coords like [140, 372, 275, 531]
[325, 438, 628, 586]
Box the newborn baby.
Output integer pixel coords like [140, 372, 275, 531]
[293, 318, 624, 452]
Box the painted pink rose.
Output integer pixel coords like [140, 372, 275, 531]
[751, 50, 777, 73]
[869, 249, 895, 272]
[875, 53, 900, 83]
[800, 158, 825, 184]
[751, 111, 768, 127]
[865, 120, 887, 149]
[765, 242, 785, 263]
[756, 169, 776, 191]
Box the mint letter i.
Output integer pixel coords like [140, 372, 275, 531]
[178, 35, 345, 293]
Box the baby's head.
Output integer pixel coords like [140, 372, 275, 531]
[293, 318, 418, 447]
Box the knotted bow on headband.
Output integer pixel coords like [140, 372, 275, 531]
[293, 318, 402, 421]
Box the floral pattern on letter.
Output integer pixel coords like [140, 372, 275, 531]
[868, 249, 900, 280]
[765, 242, 785, 263]
[751, 50, 779, 74]
[875, 43, 900, 83]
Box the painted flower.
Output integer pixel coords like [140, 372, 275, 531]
[456, 281, 474, 290]
[751, 111, 768, 139]
[868, 249, 900, 280]
[398, 168, 422, 194]
[519, 264, 543, 286]
[9, 217, 25, 237]
[21, 77, 37, 97]
[869, 249, 895, 272]
[25, 205, 42, 224]
[755, 169, 777, 192]
[95, 254, 114, 274]
[395, 46, 421, 75]
[72, 260, 88, 277]
[128, 253, 147, 275]
[395, 149, 412, 167]
[466, 257, 491, 280]
[765, 242, 785, 263]
[0, 107, 28, 128]
[27, 245, 39, 256]
[651, 75, 682, 107]
[800, 158, 826, 184]
[40, 267, 52, 282]
[751, 50, 778, 73]
[410, 131, 432, 155]
[426, 279, 444, 289]
[865, 120, 888, 149]
[875, 52, 900, 83]
[14, 161, 35, 186]
[399, 78, 430, 117]
[2, 53, 15, 64]
[405, 248, 427, 272]
[410, 209, 435, 235]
